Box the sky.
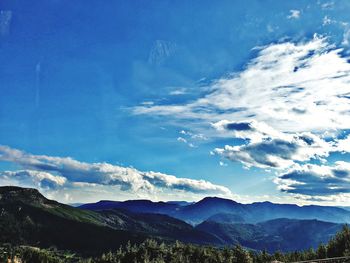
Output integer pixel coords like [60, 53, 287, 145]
[1, 0, 350, 205]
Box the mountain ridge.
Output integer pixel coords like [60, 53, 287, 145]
[80, 196, 350, 224]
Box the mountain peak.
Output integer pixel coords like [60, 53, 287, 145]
[0, 186, 51, 205]
[198, 196, 238, 205]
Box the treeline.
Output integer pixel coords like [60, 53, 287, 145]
[2, 225, 350, 263]
[85, 225, 350, 263]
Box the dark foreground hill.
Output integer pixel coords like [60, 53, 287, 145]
[0, 186, 145, 254]
[0, 186, 219, 255]
[81, 196, 350, 225]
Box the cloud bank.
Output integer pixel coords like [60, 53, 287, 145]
[0, 145, 231, 201]
[275, 162, 350, 202]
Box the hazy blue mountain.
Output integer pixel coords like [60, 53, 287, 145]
[80, 199, 179, 214]
[80, 196, 350, 225]
[98, 208, 220, 245]
[176, 197, 248, 224]
[338, 206, 350, 212]
[206, 213, 246, 224]
[166, 201, 195, 206]
[196, 218, 343, 252]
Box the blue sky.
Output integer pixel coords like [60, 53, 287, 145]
[1, 0, 350, 204]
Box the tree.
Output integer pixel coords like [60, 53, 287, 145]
[232, 245, 253, 263]
[316, 244, 327, 259]
[327, 224, 350, 257]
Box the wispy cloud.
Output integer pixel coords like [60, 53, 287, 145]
[0, 145, 232, 201]
[177, 137, 195, 148]
[169, 88, 187, 96]
[320, 1, 334, 10]
[148, 40, 177, 66]
[134, 36, 350, 134]
[0, 10, 12, 37]
[177, 130, 207, 148]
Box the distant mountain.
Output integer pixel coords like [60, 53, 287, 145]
[176, 197, 248, 224]
[166, 201, 194, 206]
[206, 213, 245, 224]
[246, 201, 350, 224]
[338, 206, 350, 212]
[81, 196, 350, 225]
[196, 218, 343, 252]
[0, 186, 220, 255]
[80, 199, 178, 214]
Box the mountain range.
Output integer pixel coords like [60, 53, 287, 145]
[80, 196, 350, 225]
[1, 186, 349, 254]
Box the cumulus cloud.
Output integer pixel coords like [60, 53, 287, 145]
[134, 36, 350, 134]
[212, 119, 350, 200]
[336, 135, 350, 152]
[0, 145, 231, 198]
[212, 120, 335, 169]
[212, 120, 282, 143]
[275, 162, 350, 197]
[0, 170, 66, 189]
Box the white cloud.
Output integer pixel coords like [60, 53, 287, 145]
[177, 130, 207, 148]
[275, 162, 350, 197]
[177, 136, 188, 143]
[322, 16, 333, 26]
[140, 101, 154, 106]
[134, 36, 350, 134]
[170, 88, 187, 95]
[336, 135, 350, 152]
[213, 120, 334, 169]
[177, 136, 195, 148]
[0, 145, 232, 200]
[342, 26, 350, 46]
[320, 2, 334, 10]
[287, 10, 301, 19]
[212, 120, 283, 143]
[219, 161, 227, 167]
[0, 170, 66, 189]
